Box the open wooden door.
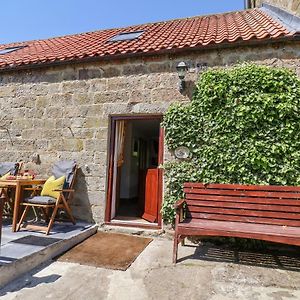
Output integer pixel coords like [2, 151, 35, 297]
[142, 168, 159, 222]
[106, 115, 163, 228]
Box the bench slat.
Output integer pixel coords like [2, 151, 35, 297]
[184, 188, 300, 199]
[186, 212, 300, 227]
[184, 182, 300, 192]
[187, 206, 300, 220]
[185, 194, 300, 206]
[185, 199, 300, 213]
[179, 219, 300, 237]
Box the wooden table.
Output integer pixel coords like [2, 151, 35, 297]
[0, 179, 46, 232]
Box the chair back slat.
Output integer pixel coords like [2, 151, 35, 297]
[0, 162, 19, 177]
[184, 183, 300, 227]
[52, 160, 76, 188]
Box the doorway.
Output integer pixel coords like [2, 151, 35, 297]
[105, 115, 163, 228]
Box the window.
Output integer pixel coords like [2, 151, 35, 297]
[108, 31, 144, 42]
[0, 46, 26, 55]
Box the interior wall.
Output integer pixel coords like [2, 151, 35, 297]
[119, 119, 160, 200]
[120, 122, 132, 199]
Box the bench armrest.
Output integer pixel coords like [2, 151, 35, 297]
[175, 199, 185, 210]
[174, 199, 186, 226]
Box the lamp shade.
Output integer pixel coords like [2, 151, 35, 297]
[176, 61, 188, 79]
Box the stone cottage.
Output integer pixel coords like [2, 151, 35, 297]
[247, 0, 300, 17]
[0, 3, 299, 228]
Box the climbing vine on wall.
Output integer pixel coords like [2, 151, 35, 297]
[162, 63, 300, 224]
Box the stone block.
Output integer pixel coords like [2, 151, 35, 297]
[9, 97, 27, 108]
[34, 139, 49, 150]
[123, 64, 148, 75]
[106, 77, 130, 90]
[95, 128, 108, 140]
[78, 68, 104, 80]
[148, 62, 171, 73]
[44, 106, 64, 118]
[70, 128, 96, 139]
[22, 129, 43, 139]
[69, 118, 86, 128]
[93, 152, 108, 166]
[102, 66, 121, 78]
[13, 118, 34, 129]
[85, 176, 106, 191]
[0, 86, 15, 98]
[94, 90, 129, 104]
[72, 93, 93, 105]
[51, 93, 73, 106]
[49, 139, 84, 152]
[61, 81, 87, 93]
[84, 139, 108, 152]
[84, 117, 105, 128]
[130, 102, 170, 114]
[103, 103, 131, 115]
[129, 89, 151, 104]
[151, 88, 187, 103]
[86, 104, 104, 117]
[91, 204, 105, 224]
[88, 79, 107, 93]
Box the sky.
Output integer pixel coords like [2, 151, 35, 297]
[0, 0, 245, 45]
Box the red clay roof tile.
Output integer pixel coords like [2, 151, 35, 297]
[0, 8, 295, 71]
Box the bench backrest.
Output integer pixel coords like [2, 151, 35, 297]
[183, 183, 300, 227]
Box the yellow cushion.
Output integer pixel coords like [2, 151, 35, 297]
[0, 172, 10, 188]
[41, 175, 66, 199]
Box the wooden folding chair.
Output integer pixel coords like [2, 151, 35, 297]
[0, 162, 20, 216]
[17, 161, 77, 235]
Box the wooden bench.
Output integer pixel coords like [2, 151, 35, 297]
[173, 183, 300, 263]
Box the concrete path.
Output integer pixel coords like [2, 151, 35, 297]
[1, 238, 300, 299]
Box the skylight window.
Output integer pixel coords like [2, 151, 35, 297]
[108, 30, 144, 42]
[0, 46, 26, 55]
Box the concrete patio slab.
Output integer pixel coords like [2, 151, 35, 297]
[0, 237, 300, 299]
[0, 221, 98, 287]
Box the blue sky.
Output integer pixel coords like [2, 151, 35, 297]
[0, 0, 244, 44]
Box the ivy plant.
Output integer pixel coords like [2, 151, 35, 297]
[162, 63, 300, 224]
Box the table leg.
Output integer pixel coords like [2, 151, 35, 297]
[12, 182, 21, 232]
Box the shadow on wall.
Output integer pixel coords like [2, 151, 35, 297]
[182, 80, 196, 100]
[71, 168, 94, 223]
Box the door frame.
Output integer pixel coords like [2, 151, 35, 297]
[105, 114, 164, 229]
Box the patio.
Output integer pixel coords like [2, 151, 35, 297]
[1, 238, 300, 299]
[0, 220, 97, 287]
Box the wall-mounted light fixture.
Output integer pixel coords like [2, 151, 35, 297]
[176, 61, 188, 93]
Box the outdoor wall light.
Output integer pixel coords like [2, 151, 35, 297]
[175, 146, 191, 159]
[176, 61, 188, 93]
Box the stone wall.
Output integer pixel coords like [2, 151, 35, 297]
[248, 0, 300, 16]
[0, 41, 300, 224]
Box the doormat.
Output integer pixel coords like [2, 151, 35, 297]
[58, 232, 152, 271]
